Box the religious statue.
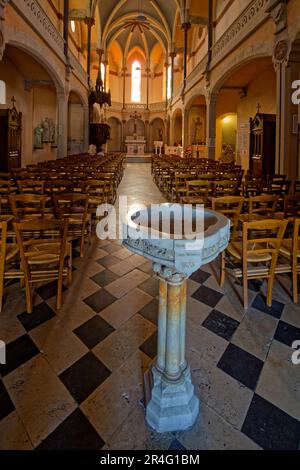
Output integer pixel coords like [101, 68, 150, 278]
[33, 124, 43, 149]
[193, 117, 202, 144]
[41, 118, 50, 143]
[158, 128, 163, 141]
[48, 118, 55, 143]
[221, 144, 235, 163]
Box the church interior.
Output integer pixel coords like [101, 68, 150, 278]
[0, 0, 300, 452]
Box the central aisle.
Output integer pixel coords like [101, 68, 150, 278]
[117, 163, 166, 208]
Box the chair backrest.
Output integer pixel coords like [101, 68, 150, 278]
[212, 196, 244, 240]
[249, 195, 279, 219]
[17, 180, 45, 194]
[292, 218, 300, 259]
[284, 194, 300, 219]
[52, 192, 88, 219]
[243, 219, 288, 272]
[13, 218, 69, 276]
[10, 194, 49, 219]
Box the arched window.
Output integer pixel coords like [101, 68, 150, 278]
[100, 62, 105, 85]
[131, 60, 141, 103]
[167, 65, 172, 100]
[0, 80, 6, 105]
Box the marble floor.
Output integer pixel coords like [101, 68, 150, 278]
[0, 163, 300, 450]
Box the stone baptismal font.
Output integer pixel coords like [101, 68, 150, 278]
[123, 204, 230, 432]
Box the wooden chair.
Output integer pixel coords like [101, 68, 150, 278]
[9, 194, 50, 219]
[52, 193, 91, 257]
[279, 219, 300, 303]
[13, 218, 71, 313]
[17, 180, 45, 195]
[246, 195, 279, 221]
[220, 219, 288, 309]
[212, 196, 244, 241]
[0, 219, 21, 312]
[284, 194, 300, 219]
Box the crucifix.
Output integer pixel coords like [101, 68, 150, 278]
[130, 111, 142, 134]
[11, 96, 16, 109]
[256, 103, 261, 114]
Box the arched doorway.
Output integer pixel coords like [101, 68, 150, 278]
[108, 117, 122, 151]
[150, 118, 165, 151]
[0, 44, 58, 165]
[68, 91, 85, 155]
[186, 95, 206, 146]
[172, 109, 183, 146]
[213, 56, 276, 169]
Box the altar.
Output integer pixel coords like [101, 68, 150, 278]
[125, 135, 146, 155]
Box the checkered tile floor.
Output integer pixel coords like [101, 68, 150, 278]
[0, 164, 300, 450]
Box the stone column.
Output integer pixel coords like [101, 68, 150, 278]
[206, 92, 217, 160]
[274, 46, 299, 177]
[57, 89, 68, 158]
[146, 265, 199, 432]
[146, 67, 150, 110]
[122, 67, 127, 110]
[182, 108, 189, 151]
[145, 119, 150, 153]
[83, 104, 89, 151]
[84, 17, 95, 87]
[122, 119, 126, 152]
[182, 22, 191, 90]
[0, 0, 9, 60]
[170, 51, 176, 101]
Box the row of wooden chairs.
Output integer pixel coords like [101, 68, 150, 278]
[211, 196, 300, 308]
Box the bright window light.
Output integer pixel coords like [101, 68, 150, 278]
[167, 65, 172, 100]
[71, 20, 76, 33]
[131, 60, 141, 103]
[0, 80, 6, 105]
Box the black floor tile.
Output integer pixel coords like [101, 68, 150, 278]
[59, 352, 110, 404]
[190, 269, 211, 284]
[217, 343, 263, 390]
[83, 289, 116, 313]
[252, 294, 284, 319]
[140, 332, 157, 359]
[192, 285, 223, 308]
[242, 394, 300, 449]
[74, 316, 114, 349]
[17, 302, 56, 331]
[0, 380, 15, 420]
[168, 439, 186, 451]
[35, 281, 67, 301]
[91, 270, 119, 287]
[139, 278, 159, 297]
[274, 321, 300, 347]
[202, 310, 239, 341]
[97, 255, 120, 268]
[0, 335, 40, 377]
[37, 409, 104, 450]
[139, 298, 158, 325]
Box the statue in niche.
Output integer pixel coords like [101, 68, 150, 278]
[33, 124, 43, 149]
[158, 128, 163, 141]
[48, 118, 55, 143]
[193, 117, 202, 144]
[41, 118, 50, 143]
[221, 144, 235, 163]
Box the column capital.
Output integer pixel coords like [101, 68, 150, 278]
[84, 17, 95, 28]
[153, 264, 187, 285]
[181, 22, 191, 32]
